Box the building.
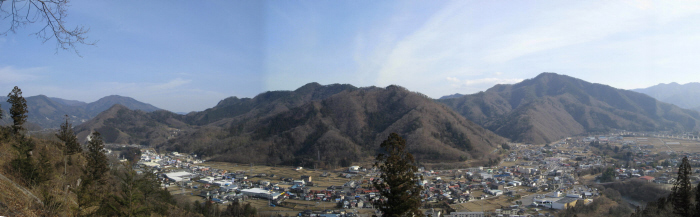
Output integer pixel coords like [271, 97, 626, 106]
[639, 176, 655, 183]
[240, 188, 280, 200]
[552, 197, 579, 210]
[445, 212, 484, 217]
[301, 175, 312, 183]
[425, 209, 441, 217]
[164, 171, 193, 182]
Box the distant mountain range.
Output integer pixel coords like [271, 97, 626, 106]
[11, 72, 700, 166]
[438, 73, 700, 144]
[0, 95, 161, 129]
[632, 82, 700, 111]
[74, 83, 506, 166]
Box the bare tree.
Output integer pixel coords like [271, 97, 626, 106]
[0, 0, 95, 55]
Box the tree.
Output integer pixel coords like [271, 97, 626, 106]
[7, 86, 28, 134]
[56, 115, 81, 177]
[0, 0, 94, 54]
[599, 167, 616, 183]
[77, 131, 110, 215]
[372, 133, 423, 217]
[103, 166, 147, 216]
[695, 183, 700, 217]
[57, 115, 82, 155]
[670, 156, 692, 216]
[83, 131, 109, 185]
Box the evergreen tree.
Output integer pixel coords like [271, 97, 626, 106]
[84, 131, 109, 184]
[671, 156, 692, 216]
[7, 86, 28, 135]
[372, 133, 423, 217]
[103, 166, 147, 216]
[10, 137, 39, 186]
[56, 115, 82, 155]
[56, 115, 81, 177]
[77, 131, 110, 215]
[695, 184, 700, 217]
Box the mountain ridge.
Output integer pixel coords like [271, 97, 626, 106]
[439, 73, 700, 144]
[75, 83, 507, 166]
[632, 82, 700, 111]
[0, 94, 161, 129]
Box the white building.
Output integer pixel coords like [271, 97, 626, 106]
[164, 171, 193, 182]
[240, 188, 280, 200]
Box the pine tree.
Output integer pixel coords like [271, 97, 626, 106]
[372, 133, 423, 217]
[56, 115, 82, 156]
[77, 131, 110, 215]
[695, 184, 700, 217]
[83, 131, 109, 185]
[671, 156, 692, 216]
[103, 167, 147, 216]
[7, 86, 28, 135]
[56, 115, 81, 177]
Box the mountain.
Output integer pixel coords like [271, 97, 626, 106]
[182, 82, 357, 125]
[85, 95, 161, 117]
[49, 97, 88, 107]
[438, 73, 700, 144]
[632, 82, 700, 111]
[439, 93, 465, 100]
[74, 104, 189, 146]
[0, 94, 161, 129]
[75, 83, 507, 166]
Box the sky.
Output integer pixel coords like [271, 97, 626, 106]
[2, 0, 700, 112]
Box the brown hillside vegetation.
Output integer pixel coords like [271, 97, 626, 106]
[76, 84, 507, 167]
[439, 73, 700, 144]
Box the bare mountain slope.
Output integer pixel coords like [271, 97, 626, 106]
[76, 84, 507, 166]
[439, 73, 700, 144]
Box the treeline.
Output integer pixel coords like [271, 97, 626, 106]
[0, 86, 195, 216]
[605, 180, 669, 203]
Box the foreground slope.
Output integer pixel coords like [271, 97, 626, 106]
[439, 73, 700, 144]
[76, 84, 507, 166]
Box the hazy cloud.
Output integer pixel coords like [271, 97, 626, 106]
[149, 78, 191, 90]
[0, 66, 43, 84]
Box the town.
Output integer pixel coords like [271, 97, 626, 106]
[119, 130, 700, 217]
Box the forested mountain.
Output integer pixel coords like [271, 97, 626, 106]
[0, 95, 161, 129]
[75, 84, 507, 166]
[632, 82, 700, 111]
[438, 73, 700, 144]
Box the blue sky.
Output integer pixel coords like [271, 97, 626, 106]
[2, 0, 700, 112]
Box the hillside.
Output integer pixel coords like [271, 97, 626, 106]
[632, 82, 700, 111]
[0, 94, 161, 129]
[74, 104, 189, 145]
[439, 73, 700, 144]
[75, 84, 507, 166]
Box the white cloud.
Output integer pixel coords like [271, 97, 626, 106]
[365, 0, 700, 97]
[0, 66, 44, 84]
[149, 78, 191, 90]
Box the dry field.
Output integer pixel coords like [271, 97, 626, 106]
[622, 137, 700, 154]
[200, 162, 366, 190]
